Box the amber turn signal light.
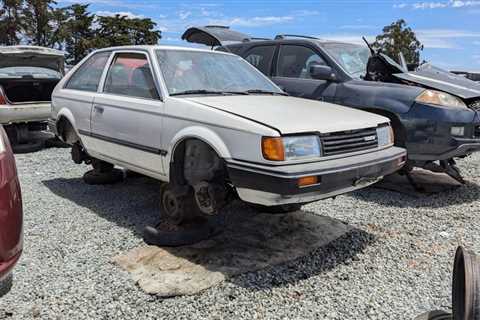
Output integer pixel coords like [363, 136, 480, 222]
[298, 176, 318, 187]
[262, 137, 285, 161]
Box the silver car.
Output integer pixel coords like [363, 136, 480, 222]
[50, 45, 406, 224]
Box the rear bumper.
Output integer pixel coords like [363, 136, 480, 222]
[0, 103, 51, 124]
[227, 146, 406, 206]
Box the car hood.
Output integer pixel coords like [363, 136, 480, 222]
[393, 68, 480, 100]
[185, 95, 388, 134]
[0, 46, 65, 72]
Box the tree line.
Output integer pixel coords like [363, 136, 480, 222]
[0, 0, 423, 67]
[0, 0, 161, 64]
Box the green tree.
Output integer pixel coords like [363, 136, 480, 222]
[0, 0, 24, 45]
[22, 0, 65, 47]
[63, 3, 95, 64]
[373, 19, 424, 66]
[95, 14, 161, 48]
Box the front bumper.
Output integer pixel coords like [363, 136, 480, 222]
[0, 103, 51, 125]
[227, 146, 406, 206]
[401, 102, 480, 160]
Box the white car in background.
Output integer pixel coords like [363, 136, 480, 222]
[50, 45, 406, 225]
[0, 46, 64, 151]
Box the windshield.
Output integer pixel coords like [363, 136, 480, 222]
[0, 66, 62, 79]
[156, 49, 282, 95]
[322, 43, 370, 78]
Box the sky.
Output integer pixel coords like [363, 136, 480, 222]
[56, 0, 480, 71]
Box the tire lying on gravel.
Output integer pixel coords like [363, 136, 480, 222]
[83, 168, 124, 185]
[414, 310, 452, 320]
[252, 203, 303, 214]
[0, 274, 13, 298]
[11, 140, 44, 154]
[44, 137, 70, 148]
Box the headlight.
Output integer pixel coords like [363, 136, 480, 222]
[262, 135, 321, 161]
[377, 125, 394, 147]
[415, 89, 467, 109]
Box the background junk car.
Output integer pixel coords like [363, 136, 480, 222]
[50, 45, 406, 226]
[0, 46, 65, 152]
[0, 125, 23, 296]
[183, 26, 480, 184]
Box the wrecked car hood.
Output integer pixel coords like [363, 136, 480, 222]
[185, 95, 388, 134]
[0, 46, 65, 72]
[393, 65, 480, 99]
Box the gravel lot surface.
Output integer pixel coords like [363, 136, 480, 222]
[1, 147, 479, 320]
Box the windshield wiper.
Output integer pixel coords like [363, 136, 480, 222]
[244, 89, 288, 96]
[170, 89, 250, 96]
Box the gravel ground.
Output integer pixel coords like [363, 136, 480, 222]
[1, 147, 479, 320]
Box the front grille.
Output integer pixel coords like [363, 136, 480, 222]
[321, 127, 378, 156]
[470, 100, 480, 111]
[475, 125, 480, 138]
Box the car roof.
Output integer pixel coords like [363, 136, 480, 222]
[93, 45, 235, 56]
[225, 38, 362, 49]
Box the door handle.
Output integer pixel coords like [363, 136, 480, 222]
[94, 105, 104, 114]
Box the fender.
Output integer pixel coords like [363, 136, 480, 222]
[168, 126, 232, 163]
[55, 107, 80, 138]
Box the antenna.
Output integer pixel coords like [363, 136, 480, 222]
[362, 36, 375, 55]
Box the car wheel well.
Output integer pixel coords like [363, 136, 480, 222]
[364, 109, 406, 147]
[170, 138, 227, 186]
[57, 117, 78, 144]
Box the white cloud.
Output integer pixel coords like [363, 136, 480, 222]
[210, 16, 294, 27]
[451, 0, 480, 7]
[413, 2, 449, 9]
[394, 0, 480, 9]
[178, 11, 192, 20]
[415, 29, 480, 48]
[95, 11, 145, 19]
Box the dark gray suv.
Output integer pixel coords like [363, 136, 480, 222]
[183, 26, 480, 184]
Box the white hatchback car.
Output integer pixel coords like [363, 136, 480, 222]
[51, 45, 406, 223]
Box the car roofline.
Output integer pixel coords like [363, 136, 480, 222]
[92, 45, 236, 57]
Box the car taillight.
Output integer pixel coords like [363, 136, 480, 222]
[0, 86, 7, 105]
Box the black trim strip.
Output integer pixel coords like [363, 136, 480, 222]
[78, 129, 168, 156]
[227, 151, 405, 177]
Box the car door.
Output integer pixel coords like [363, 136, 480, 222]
[90, 51, 166, 177]
[59, 51, 111, 139]
[271, 44, 337, 102]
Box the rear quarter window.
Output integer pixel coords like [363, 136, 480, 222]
[65, 52, 111, 92]
[244, 46, 276, 76]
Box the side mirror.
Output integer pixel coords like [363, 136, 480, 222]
[309, 64, 336, 81]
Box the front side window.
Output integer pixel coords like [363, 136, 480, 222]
[104, 53, 159, 99]
[277, 45, 326, 79]
[65, 52, 110, 92]
[244, 45, 276, 76]
[156, 50, 281, 95]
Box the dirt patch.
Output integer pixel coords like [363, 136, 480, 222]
[114, 211, 351, 297]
